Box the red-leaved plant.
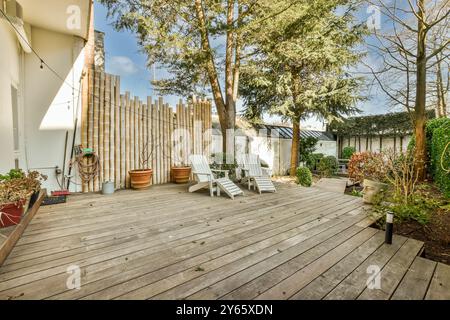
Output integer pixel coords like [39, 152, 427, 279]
[348, 152, 388, 184]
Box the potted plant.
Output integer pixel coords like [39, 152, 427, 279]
[0, 178, 30, 228]
[171, 163, 191, 184]
[129, 143, 153, 190]
[348, 152, 388, 204]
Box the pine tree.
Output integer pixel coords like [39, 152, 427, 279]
[240, 0, 366, 175]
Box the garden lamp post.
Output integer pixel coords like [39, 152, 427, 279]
[385, 211, 394, 244]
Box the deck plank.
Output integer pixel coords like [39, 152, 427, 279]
[293, 230, 385, 300]
[425, 262, 450, 300]
[391, 256, 436, 300]
[255, 228, 378, 300]
[357, 238, 423, 300]
[324, 235, 408, 300]
[0, 183, 440, 300]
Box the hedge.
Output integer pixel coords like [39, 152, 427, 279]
[431, 121, 450, 198]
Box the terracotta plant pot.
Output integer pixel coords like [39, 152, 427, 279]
[0, 199, 26, 228]
[362, 179, 388, 204]
[129, 169, 153, 190]
[171, 166, 192, 184]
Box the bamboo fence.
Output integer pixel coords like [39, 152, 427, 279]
[81, 69, 212, 192]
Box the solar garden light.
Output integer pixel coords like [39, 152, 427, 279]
[385, 211, 394, 244]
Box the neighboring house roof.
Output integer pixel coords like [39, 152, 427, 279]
[212, 121, 336, 141]
[253, 124, 335, 141]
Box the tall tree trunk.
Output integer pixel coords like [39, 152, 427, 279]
[232, 3, 242, 103]
[436, 53, 446, 117]
[290, 121, 300, 176]
[223, 0, 236, 155]
[414, 0, 427, 181]
[194, 0, 234, 154]
[290, 67, 302, 176]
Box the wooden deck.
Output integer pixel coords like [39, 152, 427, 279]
[0, 183, 448, 300]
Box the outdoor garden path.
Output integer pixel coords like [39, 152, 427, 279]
[0, 182, 448, 300]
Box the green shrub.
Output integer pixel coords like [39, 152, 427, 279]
[299, 137, 318, 163]
[374, 194, 438, 226]
[0, 169, 25, 181]
[342, 146, 356, 159]
[317, 156, 338, 177]
[296, 167, 312, 187]
[350, 187, 363, 197]
[431, 123, 450, 198]
[306, 153, 324, 171]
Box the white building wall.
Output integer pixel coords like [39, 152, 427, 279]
[315, 140, 337, 158]
[0, 20, 22, 173]
[212, 133, 337, 176]
[23, 27, 85, 192]
[340, 134, 412, 156]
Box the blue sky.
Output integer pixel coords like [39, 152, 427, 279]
[94, 1, 391, 130]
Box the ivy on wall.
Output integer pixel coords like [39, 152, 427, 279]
[329, 110, 436, 137]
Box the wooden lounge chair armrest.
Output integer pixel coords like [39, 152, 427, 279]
[261, 167, 272, 176]
[192, 172, 213, 176]
[192, 171, 214, 180]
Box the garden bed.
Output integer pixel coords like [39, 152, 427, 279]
[0, 190, 45, 266]
[368, 182, 449, 265]
[393, 208, 450, 265]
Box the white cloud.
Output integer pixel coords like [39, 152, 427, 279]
[107, 56, 139, 76]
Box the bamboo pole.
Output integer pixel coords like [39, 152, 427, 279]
[93, 71, 101, 191]
[114, 77, 120, 188]
[134, 97, 140, 169]
[104, 74, 111, 184]
[140, 101, 144, 168]
[137, 98, 142, 169]
[151, 100, 157, 185]
[166, 103, 171, 182]
[142, 103, 147, 169]
[189, 101, 194, 156]
[86, 69, 94, 192]
[110, 75, 116, 184]
[157, 97, 162, 184]
[165, 103, 170, 182]
[120, 94, 126, 189]
[185, 102, 190, 164]
[169, 106, 174, 179]
[81, 68, 89, 193]
[125, 92, 131, 188]
[161, 102, 166, 183]
[177, 103, 182, 165]
[129, 96, 135, 172]
[147, 97, 152, 174]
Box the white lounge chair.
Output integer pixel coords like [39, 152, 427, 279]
[188, 155, 243, 200]
[241, 154, 276, 194]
